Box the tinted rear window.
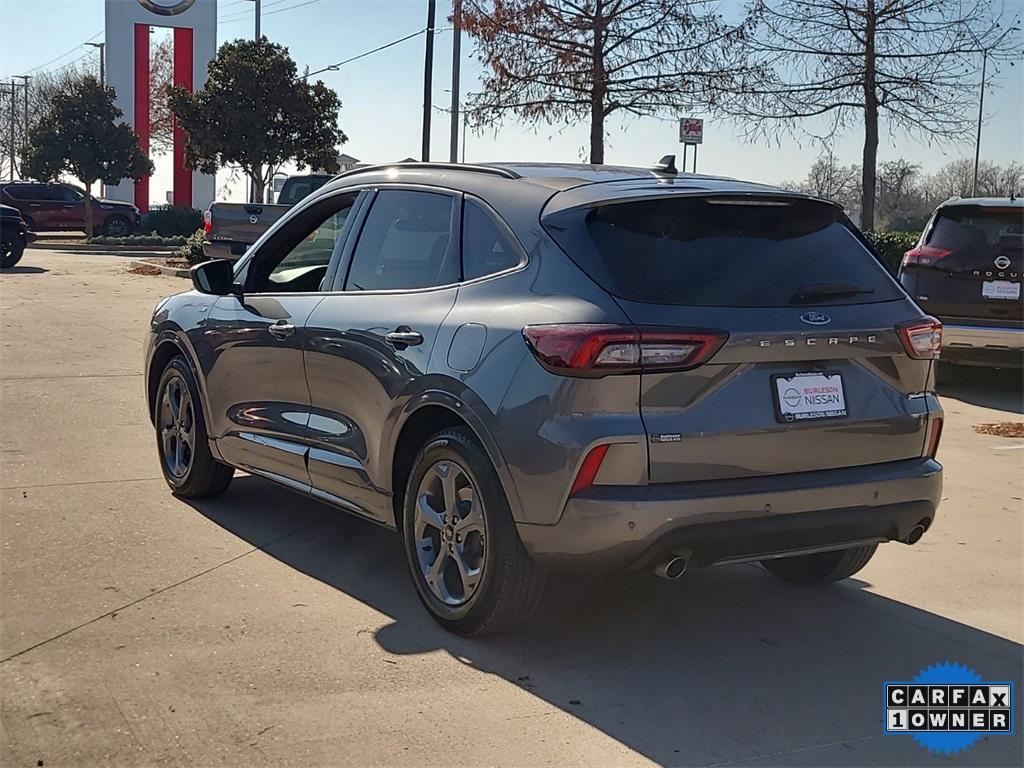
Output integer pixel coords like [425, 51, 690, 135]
[278, 176, 330, 206]
[544, 196, 903, 307]
[927, 206, 1023, 266]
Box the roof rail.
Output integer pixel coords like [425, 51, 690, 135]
[333, 162, 521, 181]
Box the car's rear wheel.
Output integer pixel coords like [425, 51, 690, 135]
[155, 356, 233, 498]
[402, 428, 546, 636]
[103, 214, 133, 237]
[761, 544, 877, 584]
[1, 232, 24, 269]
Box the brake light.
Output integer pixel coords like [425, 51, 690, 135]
[570, 444, 610, 495]
[902, 244, 952, 268]
[203, 209, 212, 235]
[897, 317, 942, 359]
[926, 416, 944, 458]
[522, 324, 727, 376]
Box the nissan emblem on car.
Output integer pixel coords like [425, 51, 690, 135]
[800, 311, 832, 325]
[993, 254, 1011, 270]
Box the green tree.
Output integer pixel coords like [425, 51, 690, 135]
[169, 38, 346, 203]
[22, 76, 152, 238]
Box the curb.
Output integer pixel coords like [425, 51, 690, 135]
[28, 243, 179, 255]
[130, 260, 190, 278]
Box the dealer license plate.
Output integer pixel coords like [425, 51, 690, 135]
[774, 373, 847, 422]
[982, 281, 1021, 300]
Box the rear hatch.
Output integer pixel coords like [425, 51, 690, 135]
[544, 191, 934, 483]
[902, 204, 1023, 323]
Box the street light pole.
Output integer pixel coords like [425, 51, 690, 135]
[972, 48, 987, 198]
[86, 42, 105, 86]
[246, 0, 263, 201]
[13, 75, 29, 175]
[449, 0, 462, 163]
[421, 0, 436, 162]
[9, 79, 16, 180]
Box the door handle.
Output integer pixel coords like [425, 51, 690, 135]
[268, 321, 295, 340]
[385, 328, 423, 347]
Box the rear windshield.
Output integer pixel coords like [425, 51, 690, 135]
[278, 176, 330, 206]
[927, 206, 1023, 263]
[543, 196, 903, 307]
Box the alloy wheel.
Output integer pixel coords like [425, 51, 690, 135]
[413, 460, 487, 606]
[159, 375, 195, 479]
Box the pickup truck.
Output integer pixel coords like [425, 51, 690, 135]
[202, 173, 333, 261]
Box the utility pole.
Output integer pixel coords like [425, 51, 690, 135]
[972, 48, 987, 198]
[86, 42, 105, 86]
[9, 79, 16, 180]
[421, 0, 436, 162]
[449, 0, 462, 163]
[13, 75, 29, 176]
[246, 0, 263, 201]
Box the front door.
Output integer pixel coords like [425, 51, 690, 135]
[194, 190, 360, 490]
[302, 188, 462, 521]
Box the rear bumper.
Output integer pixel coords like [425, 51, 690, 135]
[516, 458, 942, 571]
[941, 324, 1023, 367]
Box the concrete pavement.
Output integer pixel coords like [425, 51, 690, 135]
[1, 251, 1022, 767]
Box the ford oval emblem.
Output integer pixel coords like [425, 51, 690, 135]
[800, 311, 832, 325]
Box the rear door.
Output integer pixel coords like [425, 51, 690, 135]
[302, 187, 461, 521]
[544, 193, 932, 483]
[903, 204, 1022, 323]
[14, 184, 63, 230]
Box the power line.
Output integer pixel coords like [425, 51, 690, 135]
[304, 27, 450, 79]
[219, 0, 320, 25]
[19, 31, 103, 75]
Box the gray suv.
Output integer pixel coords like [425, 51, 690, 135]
[145, 161, 944, 635]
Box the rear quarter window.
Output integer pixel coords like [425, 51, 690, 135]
[543, 195, 903, 307]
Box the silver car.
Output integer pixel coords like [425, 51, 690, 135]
[145, 161, 944, 635]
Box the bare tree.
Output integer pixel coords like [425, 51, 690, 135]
[876, 159, 929, 230]
[460, 0, 758, 163]
[783, 151, 862, 212]
[925, 157, 1024, 202]
[723, 0, 1020, 230]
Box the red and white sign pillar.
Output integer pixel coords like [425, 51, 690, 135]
[105, 0, 216, 213]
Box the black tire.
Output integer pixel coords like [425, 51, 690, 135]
[1, 232, 25, 269]
[761, 544, 878, 584]
[154, 356, 233, 498]
[103, 214, 133, 237]
[402, 428, 546, 636]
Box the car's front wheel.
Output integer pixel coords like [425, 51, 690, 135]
[402, 428, 546, 636]
[761, 543, 877, 584]
[155, 356, 233, 498]
[1, 232, 25, 269]
[103, 214, 133, 237]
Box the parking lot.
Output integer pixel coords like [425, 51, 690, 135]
[1, 250, 1022, 767]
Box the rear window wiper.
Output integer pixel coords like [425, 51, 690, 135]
[790, 282, 876, 304]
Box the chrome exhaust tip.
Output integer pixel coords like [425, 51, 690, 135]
[654, 551, 690, 580]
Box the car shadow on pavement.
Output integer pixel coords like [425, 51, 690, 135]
[189, 476, 1024, 768]
[937, 365, 1023, 415]
[0, 266, 49, 275]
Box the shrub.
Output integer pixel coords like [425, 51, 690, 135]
[177, 229, 208, 265]
[89, 234, 187, 246]
[142, 205, 203, 237]
[864, 230, 920, 274]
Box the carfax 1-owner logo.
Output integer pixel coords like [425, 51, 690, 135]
[884, 662, 1015, 755]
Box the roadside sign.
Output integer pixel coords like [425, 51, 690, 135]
[679, 117, 703, 145]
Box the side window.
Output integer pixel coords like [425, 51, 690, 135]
[344, 190, 457, 291]
[462, 198, 522, 280]
[246, 193, 357, 294]
[59, 186, 85, 203]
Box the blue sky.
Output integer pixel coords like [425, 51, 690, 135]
[1, 0, 1021, 202]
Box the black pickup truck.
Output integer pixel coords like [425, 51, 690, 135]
[202, 174, 332, 261]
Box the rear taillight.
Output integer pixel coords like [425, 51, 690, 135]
[902, 244, 952, 268]
[926, 416, 944, 458]
[522, 324, 727, 377]
[203, 209, 212, 235]
[897, 317, 942, 360]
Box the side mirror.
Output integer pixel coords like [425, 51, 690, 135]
[190, 259, 239, 296]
